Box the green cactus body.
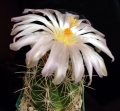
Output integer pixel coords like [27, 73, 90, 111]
[18, 54, 84, 111]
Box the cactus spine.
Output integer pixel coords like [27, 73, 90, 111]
[18, 54, 84, 111]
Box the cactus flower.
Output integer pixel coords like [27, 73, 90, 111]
[10, 9, 114, 85]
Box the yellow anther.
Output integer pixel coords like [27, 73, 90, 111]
[68, 17, 80, 28]
[64, 28, 73, 36]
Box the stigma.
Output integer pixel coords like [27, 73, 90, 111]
[64, 28, 73, 36]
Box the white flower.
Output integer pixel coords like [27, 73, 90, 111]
[10, 9, 114, 85]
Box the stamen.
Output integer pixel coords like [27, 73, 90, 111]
[64, 28, 73, 36]
[68, 17, 80, 28]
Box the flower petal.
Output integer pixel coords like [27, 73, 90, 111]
[11, 23, 53, 37]
[13, 24, 53, 38]
[10, 33, 41, 50]
[46, 9, 64, 29]
[82, 38, 114, 62]
[69, 45, 84, 83]
[83, 56, 93, 85]
[76, 27, 105, 37]
[26, 41, 55, 68]
[23, 9, 59, 27]
[11, 24, 35, 35]
[78, 44, 107, 80]
[23, 9, 59, 33]
[12, 19, 37, 30]
[11, 14, 55, 32]
[77, 44, 94, 85]
[42, 42, 64, 77]
[52, 46, 69, 85]
[80, 33, 106, 45]
[72, 22, 91, 34]
[26, 35, 54, 67]
[78, 19, 91, 25]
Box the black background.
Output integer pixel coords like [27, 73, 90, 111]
[0, 0, 120, 111]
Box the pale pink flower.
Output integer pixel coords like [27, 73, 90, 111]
[10, 9, 114, 85]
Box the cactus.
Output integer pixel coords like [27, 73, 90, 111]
[10, 8, 114, 111]
[18, 53, 84, 111]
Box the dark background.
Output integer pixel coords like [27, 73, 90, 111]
[0, 0, 120, 111]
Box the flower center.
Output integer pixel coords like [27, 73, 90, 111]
[55, 17, 80, 45]
[64, 28, 73, 36]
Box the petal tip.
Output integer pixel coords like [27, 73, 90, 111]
[23, 9, 29, 14]
[52, 80, 61, 85]
[9, 44, 18, 51]
[87, 80, 92, 86]
[111, 58, 115, 62]
[23, 9, 34, 14]
[11, 18, 15, 22]
[99, 75, 103, 78]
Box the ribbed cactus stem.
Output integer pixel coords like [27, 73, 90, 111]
[18, 53, 84, 111]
